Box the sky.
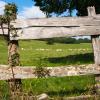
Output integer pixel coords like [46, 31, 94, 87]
[0, 0, 46, 19]
[4, 0, 34, 12]
[0, 0, 78, 19]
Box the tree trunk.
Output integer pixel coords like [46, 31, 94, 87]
[8, 40, 19, 67]
[7, 78, 22, 99]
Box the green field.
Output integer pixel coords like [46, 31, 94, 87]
[0, 38, 94, 66]
[22, 75, 95, 96]
[0, 75, 95, 99]
[0, 38, 96, 99]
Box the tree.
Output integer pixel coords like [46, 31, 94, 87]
[0, 3, 18, 78]
[72, 0, 100, 16]
[34, 0, 100, 17]
[34, 0, 69, 17]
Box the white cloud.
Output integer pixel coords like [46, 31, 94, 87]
[0, 1, 46, 19]
[18, 6, 46, 19]
[0, 1, 6, 15]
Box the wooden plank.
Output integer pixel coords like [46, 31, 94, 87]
[12, 15, 100, 28]
[9, 26, 100, 40]
[0, 64, 100, 80]
[0, 12, 99, 40]
[0, 29, 8, 35]
[0, 26, 100, 40]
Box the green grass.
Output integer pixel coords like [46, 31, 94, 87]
[0, 38, 8, 65]
[0, 81, 10, 100]
[0, 75, 95, 99]
[0, 38, 94, 66]
[22, 75, 95, 96]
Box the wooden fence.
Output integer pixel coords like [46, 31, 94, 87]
[0, 7, 100, 70]
[0, 7, 100, 40]
[0, 6, 100, 99]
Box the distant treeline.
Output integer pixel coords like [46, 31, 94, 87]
[0, 36, 91, 44]
[39, 37, 91, 44]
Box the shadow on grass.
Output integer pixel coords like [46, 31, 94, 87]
[46, 53, 94, 65]
[47, 89, 90, 97]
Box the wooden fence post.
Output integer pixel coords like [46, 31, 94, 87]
[88, 7, 100, 65]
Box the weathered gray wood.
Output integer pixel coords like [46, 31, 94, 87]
[0, 15, 100, 30]
[0, 65, 100, 80]
[0, 12, 99, 40]
[0, 64, 100, 80]
[87, 6, 96, 17]
[0, 28, 8, 35]
[9, 26, 100, 40]
[12, 15, 100, 27]
[0, 8, 99, 40]
[88, 7, 100, 65]
[0, 26, 100, 40]
[91, 35, 100, 65]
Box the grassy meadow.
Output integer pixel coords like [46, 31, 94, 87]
[0, 37, 97, 99]
[0, 38, 94, 66]
[22, 75, 95, 96]
[0, 75, 95, 99]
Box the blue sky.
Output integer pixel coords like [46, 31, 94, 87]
[0, 0, 77, 18]
[2, 0, 34, 12]
[0, 0, 46, 18]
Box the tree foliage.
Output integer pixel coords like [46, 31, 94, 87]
[40, 37, 91, 45]
[0, 3, 17, 38]
[0, 3, 19, 68]
[72, 0, 100, 16]
[4, 3, 18, 20]
[34, 0, 100, 16]
[34, 0, 69, 17]
[0, 3, 17, 25]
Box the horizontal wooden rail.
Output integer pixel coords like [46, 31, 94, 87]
[0, 14, 100, 40]
[10, 26, 100, 40]
[12, 14, 100, 27]
[0, 64, 100, 80]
